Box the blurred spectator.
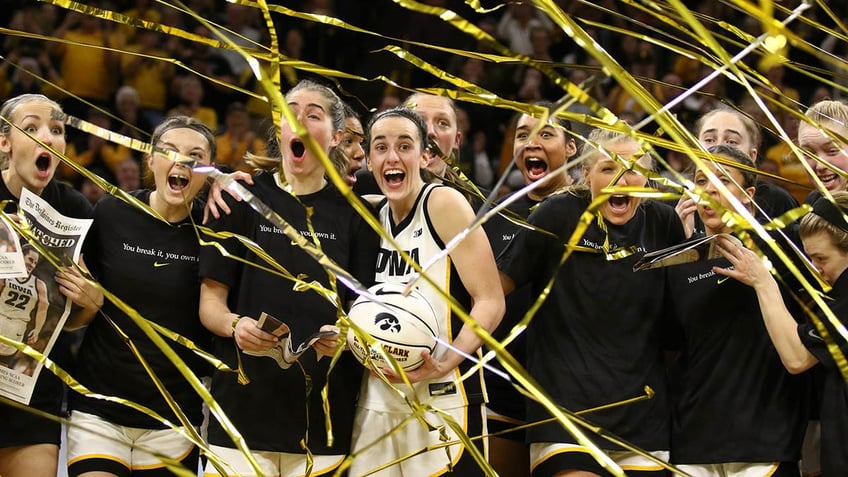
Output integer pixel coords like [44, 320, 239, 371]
[121, 28, 175, 127]
[75, 166, 111, 205]
[52, 11, 121, 118]
[496, 3, 554, 56]
[61, 109, 132, 183]
[456, 106, 494, 188]
[167, 75, 219, 132]
[117, 0, 161, 45]
[114, 158, 142, 192]
[215, 102, 267, 173]
[3, 53, 63, 99]
[113, 86, 154, 160]
[764, 114, 812, 203]
[216, 3, 262, 77]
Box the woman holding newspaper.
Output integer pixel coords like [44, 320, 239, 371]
[0, 93, 94, 477]
[662, 145, 808, 475]
[62, 116, 216, 476]
[198, 79, 379, 477]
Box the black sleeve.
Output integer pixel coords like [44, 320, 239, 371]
[343, 207, 380, 305]
[82, 197, 107, 280]
[198, 193, 248, 289]
[798, 320, 848, 371]
[498, 196, 568, 290]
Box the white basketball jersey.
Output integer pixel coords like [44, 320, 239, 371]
[361, 184, 470, 412]
[0, 274, 39, 322]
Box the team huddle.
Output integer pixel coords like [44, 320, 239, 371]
[0, 80, 846, 477]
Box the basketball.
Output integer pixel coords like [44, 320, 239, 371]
[347, 282, 439, 371]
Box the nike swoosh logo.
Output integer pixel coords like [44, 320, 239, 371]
[153, 262, 171, 268]
[717, 276, 730, 284]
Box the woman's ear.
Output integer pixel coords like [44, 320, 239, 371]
[743, 186, 756, 205]
[0, 134, 11, 156]
[330, 129, 343, 148]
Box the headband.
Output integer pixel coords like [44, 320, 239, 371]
[811, 195, 848, 235]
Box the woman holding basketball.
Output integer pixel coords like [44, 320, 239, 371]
[349, 106, 503, 476]
[499, 128, 686, 476]
[199, 79, 379, 476]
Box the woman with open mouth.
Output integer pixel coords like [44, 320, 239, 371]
[63, 116, 217, 477]
[499, 128, 686, 476]
[198, 79, 379, 477]
[0, 93, 94, 477]
[350, 106, 503, 477]
[664, 145, 808, 476]
[483, 102, 577, 477]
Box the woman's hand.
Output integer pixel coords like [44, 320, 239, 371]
[313, 324, 341, 357]
[712, 235, 773, 289]
[380, 350, 451, 384]
[55, 255, 102, 312]
[675, 195, 698, 239]
[233, 315, 280, 352]
[204, 171, 254, 223]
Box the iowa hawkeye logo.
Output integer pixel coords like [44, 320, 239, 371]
[376, 248, 420, 277]
[375, 312, 401, 333]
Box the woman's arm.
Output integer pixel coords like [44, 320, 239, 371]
[401, 187, 505, 382]
[199, 278, 278, 352]
[713, 236, 818, 374]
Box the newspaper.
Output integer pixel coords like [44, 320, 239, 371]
[244, 312, 337, 369]
[633, 233, 742, 271]
[0, 188, 92, 405]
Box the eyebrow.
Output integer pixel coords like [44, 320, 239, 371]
[288, 101, 326, 112]
[371, 133, 416, 142]
[702, 127, 741, 136]
[159, 141, 207, 154]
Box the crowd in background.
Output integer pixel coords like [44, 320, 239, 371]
[2, 0, 847, 204]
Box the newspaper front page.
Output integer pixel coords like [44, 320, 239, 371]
[0, 188, 92, 404]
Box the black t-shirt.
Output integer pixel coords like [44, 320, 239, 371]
[0, 179, 92, 447]
[665, 233, 808, 463]
[199, 172, 379, 453]
[499, 192, 685, 449]
[482, 192, 539, 419]
[755, 181, 799, 219]
[799, 269, 848, 475]
[71, 191, 211, 428]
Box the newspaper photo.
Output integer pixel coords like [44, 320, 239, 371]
[245, 312, 338, 369]
[0, 214, 26, 279]
[0, 188, 92, 405]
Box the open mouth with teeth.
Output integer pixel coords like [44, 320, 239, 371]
[608, 194, 631, 212]
[36, 153, 51, 174]
[290, 140, 305, 159]
[524, 157, 548, 179]
[168, 173, 190, 191]
[818, 172, 842, 190]
[384, 169, 405, 186]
